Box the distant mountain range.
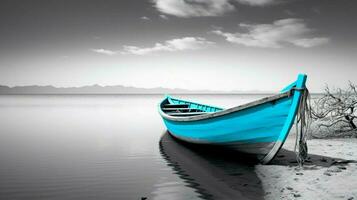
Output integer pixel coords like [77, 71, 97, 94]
[0, 85, 272, 94]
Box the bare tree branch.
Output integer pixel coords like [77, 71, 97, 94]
[312, 83, 357, 135]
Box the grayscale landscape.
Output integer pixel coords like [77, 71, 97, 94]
[1, 0, 356, 199]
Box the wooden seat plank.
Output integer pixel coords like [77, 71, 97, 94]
[163, 104, 189, 108]
[168, 112, 207, 116]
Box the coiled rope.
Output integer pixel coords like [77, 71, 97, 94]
[293, 87, 311, 166]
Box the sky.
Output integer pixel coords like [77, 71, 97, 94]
[0, 0, 356, 92]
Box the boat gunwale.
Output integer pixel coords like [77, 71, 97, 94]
[159, 90, 293, 122]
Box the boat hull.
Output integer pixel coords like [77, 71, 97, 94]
[159, 74, 307, 164]
[168, 131, 277, 158]
[163, 96, 292, 158]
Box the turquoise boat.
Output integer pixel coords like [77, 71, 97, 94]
[158, 74, 309, 164]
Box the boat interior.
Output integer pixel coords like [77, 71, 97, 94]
[161, 76, 304, 118]
[161, 96, 223, 117]
[161, 91, 292, 118]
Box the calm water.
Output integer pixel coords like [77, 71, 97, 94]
[0, 94, 273, 200]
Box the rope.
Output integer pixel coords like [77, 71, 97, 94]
[293, 87, 311, 167]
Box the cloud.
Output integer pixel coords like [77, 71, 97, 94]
[212, 18, 329, 48]
[140, 16, 151, 21]
[159, 14, 169, 20]
[236, 0, 278, 6]
[91, 48, 117, 55]
[153, 0, 280, 17]
[121, 37, 214, 55]
[291, 37, 329, 48]
[153, 0, 235, 17]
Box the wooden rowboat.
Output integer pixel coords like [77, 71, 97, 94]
[158, 74, 308, 164]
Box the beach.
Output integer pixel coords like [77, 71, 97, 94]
[257, 133, 357, 200]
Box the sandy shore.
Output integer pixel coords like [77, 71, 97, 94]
[256, 134, 357, 200]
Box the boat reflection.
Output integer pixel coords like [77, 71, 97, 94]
[159, 132, 264, 200]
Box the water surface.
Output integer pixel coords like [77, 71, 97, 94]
[0, 94, 271, 199]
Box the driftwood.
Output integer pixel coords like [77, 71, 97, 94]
[312, 82, 357, 134]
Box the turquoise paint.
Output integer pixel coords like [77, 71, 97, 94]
[163, 97, 292, 144]
[277, 74, 307, 142]
[159, 74, 307, 152]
